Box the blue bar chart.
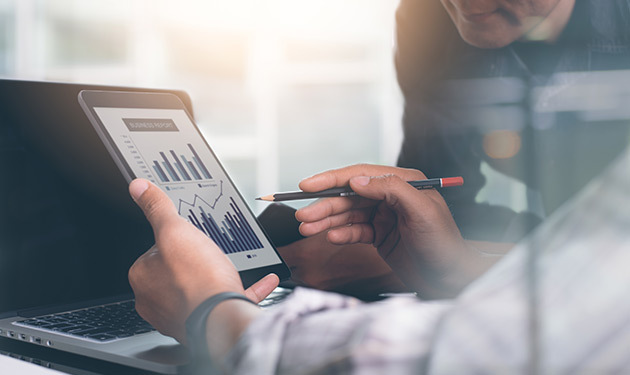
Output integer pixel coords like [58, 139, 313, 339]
[152, 143, 212, 183]
[94, 106, 283, 270]
[186, 197, 263, 253]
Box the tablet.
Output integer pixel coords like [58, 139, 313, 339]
[78, 90, 290, 287]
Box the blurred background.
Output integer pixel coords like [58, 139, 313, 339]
[0, 0, 403, 212]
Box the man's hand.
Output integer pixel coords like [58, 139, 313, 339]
[127, 179, 278, 344]
[296, 165, 480, 298]
[277, 234, 407, 299]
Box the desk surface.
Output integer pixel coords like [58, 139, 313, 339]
[0, 353, 64, 375]
[0, 337, 162, 375]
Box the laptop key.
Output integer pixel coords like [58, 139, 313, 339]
[73, 327, 112, 336]
[46, 318, 69, 324]
[45, 323, 73, 331]
[59, 325, 94, 334]
[109, 331, 134, 338]
[19, 320, 48, 327]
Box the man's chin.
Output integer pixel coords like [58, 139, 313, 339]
[460, 31, 519, 49]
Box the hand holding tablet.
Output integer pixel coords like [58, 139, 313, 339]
[79, 90, 291, 287]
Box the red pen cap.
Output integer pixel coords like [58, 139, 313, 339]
[441, 177, 464, 187]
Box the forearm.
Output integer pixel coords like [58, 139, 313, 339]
[205, 300, 262, 364]
[467, 240, 514, 257]
[446, 240, 514, 293]
[222, 288, 450, 374]
[278, 237, 406, 297]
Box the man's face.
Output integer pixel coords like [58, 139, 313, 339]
[439, 0, 575, 48]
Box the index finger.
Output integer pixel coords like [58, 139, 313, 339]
[298, 164, 426, 192]
[296, 195, 375, 223]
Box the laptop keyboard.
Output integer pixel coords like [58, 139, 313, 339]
[257, 286, 292, 307]
[15, 300, 154, 342]
[15, 288, 292, 343]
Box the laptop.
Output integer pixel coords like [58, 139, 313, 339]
[0, 80, 291, 374]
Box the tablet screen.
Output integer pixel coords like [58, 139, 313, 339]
[91, 106, 282, 271]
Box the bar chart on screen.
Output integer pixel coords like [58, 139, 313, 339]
[181, 193, 264, 254]
[151, 143, 212, 183]
[89, 106, 284, 271]
[120, 134, 214, 184]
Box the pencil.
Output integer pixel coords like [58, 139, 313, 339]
[256, 176, 463, 202]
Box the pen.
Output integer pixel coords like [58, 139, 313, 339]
[256, 176, 463, 202]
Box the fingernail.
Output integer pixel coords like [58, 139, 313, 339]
[129, 179, 149, 201]
[351, 176, 370, 186]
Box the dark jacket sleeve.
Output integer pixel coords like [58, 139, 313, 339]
[394, 0, 541, 242]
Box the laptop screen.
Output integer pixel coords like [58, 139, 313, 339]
[0, 81, 193, 315]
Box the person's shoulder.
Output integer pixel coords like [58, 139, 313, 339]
[583, 0, 630, 45]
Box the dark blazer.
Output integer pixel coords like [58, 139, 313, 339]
[394, 0, 630, 241]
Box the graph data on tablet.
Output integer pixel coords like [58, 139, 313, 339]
[92, 107, 280, 270]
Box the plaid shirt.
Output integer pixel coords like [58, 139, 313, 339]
[224, 148, 630, 374]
